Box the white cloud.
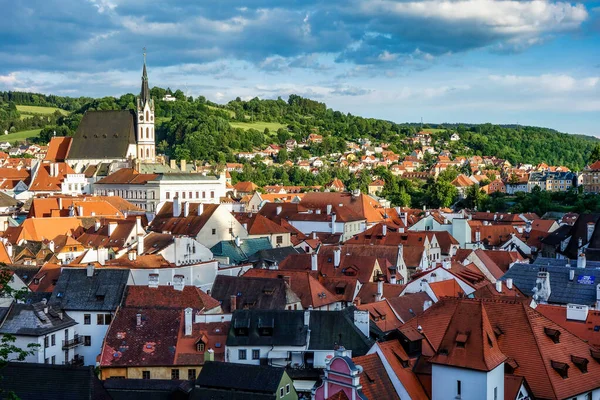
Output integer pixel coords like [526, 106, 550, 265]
[489, 73, 600, 92]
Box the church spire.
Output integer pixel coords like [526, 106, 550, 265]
[140, 47, 150, 106]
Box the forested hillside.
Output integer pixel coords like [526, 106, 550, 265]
[0, 89, 597, 170]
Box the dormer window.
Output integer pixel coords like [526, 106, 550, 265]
[455, 333, 468, 348]
[571, 355, 589, 373]
[258, 317, 274, 336]
[544, 327, 561, 344]
[196, 342, 205, 352]
[550, 360, 569, 379]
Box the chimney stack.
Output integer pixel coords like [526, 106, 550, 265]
[94, 220, 101, 232]
[78, 205, 84, 216]
[577, 252, 586, 269]
[173, 197, 181, 217]
[382, 224, 387, 237]
[234, 236, 241, 247]
[97, 247, 107, 266]
[375, 279, 384, 302]
[331, 213, 337, 234]
[333, 247, 341, 268]
[304, 309, 310, 327]
[326, 204, 332, 215]
[183, 201, 190, 218]
[173, 275, 185, 291]
[276, 205, 282, 216]
[423, 300, 432, 311]
[198, 203, 204, 215]
[137, 234, 144, 255]
[136, 313, 142, 327]
[204, 348, 215, 362]
[184, 307, 193, 336]
[5, 242, 12, 259]
[230, 295, 237, 312]
[506, 278, 513, 289]
[108, 221, 117, 237]
[48, 240, 55, 253]
[495, 280, 503, 293]
[86, 263, 94, 278]
[311, 252, 318, 271]
[180, 159, 187, 172]
[569, 269, 575, 281]
[170, 159, 176, 169]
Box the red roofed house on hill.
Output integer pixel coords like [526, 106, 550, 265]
[582, 160, 600, 193]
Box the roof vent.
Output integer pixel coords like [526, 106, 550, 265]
[544, 327, 561, 343]
[571, 355, 589, 373]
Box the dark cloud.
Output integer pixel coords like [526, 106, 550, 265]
[0, 0, 593, 75]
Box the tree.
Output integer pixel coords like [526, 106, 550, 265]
[589, 144, 600, 164]
[277, 148, 289, 164]
[425, 179, 458, 208]
[465, 184, 488, 210]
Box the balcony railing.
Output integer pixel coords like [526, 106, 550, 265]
[65, 355, 84, 366]
[62, 335, 83, 349]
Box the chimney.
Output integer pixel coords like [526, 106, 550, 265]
[312, 231, 317, 240]
[86, 263, 94, 278]
[311, 252, 318, 271]
[2, 220, 8, 232]
[173, 275, 185, 291]
[137, 234, 144, 255]
[48, 240, 55, 253]
[382, 224, 387, 237]
[495, 280, 503, 293]
[128, 250, 137, 261]
[136, 313, 142, 327]
[577, 252, 586, 269]
[375, 279, 384, 302]
[534, 270, 551, 303]
[506, 278, 513, 289]
[331, 213, 337, 234]
[183, 201, 190, 218]
[423, 300, 432, 311]
[276, 206, 282, 216]
[197, 203, 204, 215]
[234, 236, 241, 247]
[242, 223, 248, 231]
[389, 273, 397, 285]
[400, 212, 407, 227]
[77, 205, 83, 216]
[204, 348, 215, 362]
[170, 159, 176, 169]
[94, 220, 101, 232]
[283, 276, 291, 286]
[588, 222, 595, 243]
[173, 197, 181, 217]
[333, 247, 341, 268]
[58, 197, 63, 210]
[180, 159, 187, 172]
[326, 204, 332, 215]
[184, 307, 193, 336]
[354, 297, 361, 307]
[475, 229, 481, 242]
[108, 221, 117, 237]
[304, 309, 310, 327]
[135, 215, 143, 236]
[97, 247, 107, 266]
[230, 295, 237, 312]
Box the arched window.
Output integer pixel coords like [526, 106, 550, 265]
[146, 110, 149, 121]
[146, 148, 150, 158]
[140, 127, 143, 137]
[139, 149, 143, 157]
[146, 127, 149, 138]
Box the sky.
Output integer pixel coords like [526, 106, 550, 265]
[0, 0, 599, 135]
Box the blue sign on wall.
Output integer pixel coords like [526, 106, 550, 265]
[577, 275, 595, 285]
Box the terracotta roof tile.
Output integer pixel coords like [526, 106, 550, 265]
[44, 137, 72, 162]
[124, 286, 220, 311]
[352, 353, 400, 399]
[357, 300, 403, 332]
[29, 162, 75, 192]
[376, 341, 430, 399]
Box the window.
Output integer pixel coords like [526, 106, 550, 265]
[210, 191, 215, 199]
[252, 349, 260, 360]
[105, 314, 112, 325]
[202, 191, 206, 199]
[97, 314, 104, 325]
[182, 191, 186, 199]
[494, 387, 498, 400]
[197, 343, 205, 352]
[51, 356, 55, 365]
[51, 334, 55, 346]
[45, 358, 49, 364]
[276, 236, 283, 245]
[188, 369, 196, 380]
[44, 336, 49, 348]
[238, 349, 247, 360]
[142, 371, 150, 380]
[212, 229, 216, 235]
[286, 384, 290, 394]
[84, 314, 91, 325]
[84, 336, 91, 346]
[457, 380, 461, 397]
[189, 192, 192, 198]
[280, 387, 284, 398]
[171, 369, 180, 380]
[196, 192, 199, 199]
[166, 192, 170, 200]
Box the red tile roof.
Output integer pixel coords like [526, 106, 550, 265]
[150, 202, 219, 237]
[44, 137, 72, 162]
[356, 282, 404, 304]
[352, 353, 400, 399]
[376, 341, 430, 399]
[124, 286, 220, 311]
[233, 181, 258, 193]
[357, 300, 403, 332]
[29, 162, 75, 192]
[536, 304, 600, 348]
[95, 168, 158, 185]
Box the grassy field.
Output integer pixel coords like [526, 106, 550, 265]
[207, 105, 235, 117]
[0, 129, 42, 142]
[229, 121, 287, 132]
[16, 105, 69, 117]
[420, 128, 447, 133]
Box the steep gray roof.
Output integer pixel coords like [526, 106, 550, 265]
[0, 301, 76, 336]
[195, 361, 285, 395]
[68, 110, 136, 160]
[49, 268, 129, 311]
[501, 258, 600, 306]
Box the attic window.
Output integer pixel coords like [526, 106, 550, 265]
[263, 288, 275, 295]
[393, 350, 410, 368]
[455, 333, 468, 348]
[363, 371, 376, 384]
[571, 355, 589, 373]
[487, 334, 493, 348]
[493, 325, 503, 337]
[544, 327, 561, 344]
[550, 360, 569, 379]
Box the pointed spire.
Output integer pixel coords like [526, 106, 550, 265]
[140, 47, 150, 106]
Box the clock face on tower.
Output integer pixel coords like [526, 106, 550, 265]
[139, 115, 144, 121]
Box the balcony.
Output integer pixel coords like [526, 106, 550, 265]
[65, 355, 84, 366]
[62, 335, 83, 349]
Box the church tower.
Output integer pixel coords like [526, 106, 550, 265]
[136, 49, 156, 162]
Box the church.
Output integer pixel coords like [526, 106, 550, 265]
[66, 55, 157, 172]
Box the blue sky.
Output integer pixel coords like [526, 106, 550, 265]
[0, 0, 599, 135]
